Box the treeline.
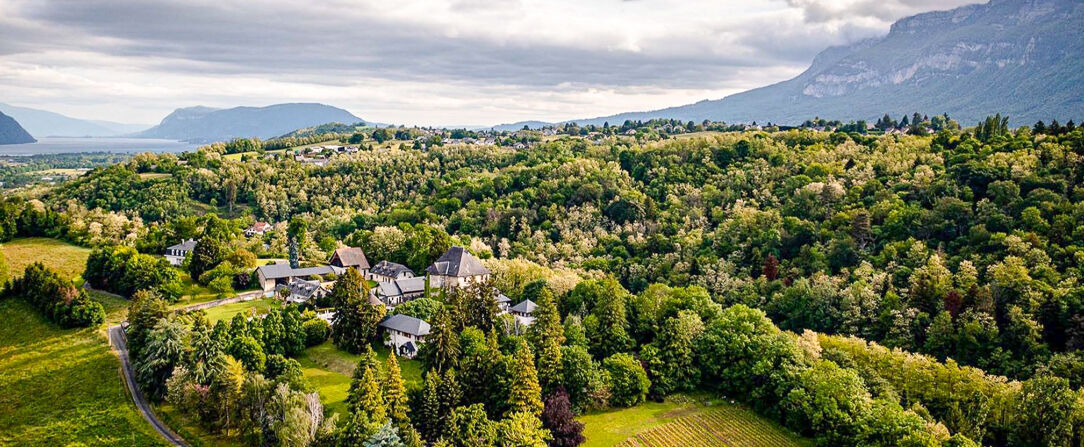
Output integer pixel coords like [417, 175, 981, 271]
[2, 263, 104, 328]
[85, 245, 182, 299]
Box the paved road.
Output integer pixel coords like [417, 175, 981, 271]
[108, 325, 189, 447]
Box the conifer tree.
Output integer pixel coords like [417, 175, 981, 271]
[526, 286, 564, 394]
[383, 351, 414, 438]
[347, 346, 380, 412]
[421, 307, 459, 373]
[354, 363, 387, 424]
[506, 341, 544, 418]
[417, 371, 444, 441]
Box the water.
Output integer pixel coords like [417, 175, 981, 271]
[0, 137, 199, 156]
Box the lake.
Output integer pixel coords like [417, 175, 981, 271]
[0, 137, 199, 156]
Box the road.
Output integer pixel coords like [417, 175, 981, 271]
[108, 325, 190, 447]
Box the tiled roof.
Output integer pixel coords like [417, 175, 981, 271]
[425, 246, 490, 277]
[331, 247, 370, 269]
[510, 299, 537, 315]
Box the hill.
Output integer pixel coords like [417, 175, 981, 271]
[563, 0, 1084, 127]
[134, 103, 366, 143]
[0, 111, 35, 145]
[0, 103, 148, 137]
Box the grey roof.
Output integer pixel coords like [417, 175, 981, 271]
[285, 279, 326, 300]
[375, 276, 442, 299]
[425, 246, 490, 277]
[166, 239, 197, 252]
[258, 263, 335, 280]
[370, 260, 414, 278]
[379, 314, 431, 337]
[330, 247, 370, 269]
[510, 299, 537, 315]
[496, 292, 512, 304]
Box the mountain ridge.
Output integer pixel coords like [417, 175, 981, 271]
[0, 103, 150, 137]
[0, 111, 37, 145]
[134, 103, 366, 143]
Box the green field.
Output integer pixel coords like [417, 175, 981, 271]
[298, 341, 424, 415]
[0, 237, 92, 282]
[201, 298, 278, 323]
[579, 396, 809, 447]
[0, 293, 165, 445]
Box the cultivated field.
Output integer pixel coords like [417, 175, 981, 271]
[580, 396, 809, 447]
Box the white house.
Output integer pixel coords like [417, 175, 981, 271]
[379, 314, 430, 359]
[245, 222, 272, 237]
[425, 246, 490, 289]
[280, 278, 329, 305]
[368, 260, 415, 283]
[164, 239, 196, 266]
[509, 299, 536, 327]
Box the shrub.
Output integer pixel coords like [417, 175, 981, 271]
[303, 318, 331, 346]
[603, 353, 649, 407]
[9, 263, 104, 328]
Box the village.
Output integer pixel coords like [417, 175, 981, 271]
[165, 225, 537, 360]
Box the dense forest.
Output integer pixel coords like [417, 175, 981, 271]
[3, 115, 1084, 446]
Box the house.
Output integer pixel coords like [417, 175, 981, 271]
[496, 292, 512, 312]
[245, 222, 272, 237]
[369, 260, 415, 283]
[164, 239, 197, 266]
[379, 314, 430, 359]
[281, 278, 329, 305]
[329, 247, 370, 275]
[256, 263, 336, 295]
[372, 276, 442, 307]
[509, 299, 537, 326]
[425, 246, 490, 288]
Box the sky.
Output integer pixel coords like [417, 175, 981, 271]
[0, 0, 980, 127]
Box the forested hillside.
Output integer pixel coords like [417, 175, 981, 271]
[4, 117, 1084, 445]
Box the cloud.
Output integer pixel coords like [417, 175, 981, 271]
[786, 0, 980, 24]
[0, 0, 978, 125]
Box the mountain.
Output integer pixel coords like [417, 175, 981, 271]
[134, 103, 366, 143]
[0, 111, 36, 145]
[565, 0, 1084, 127]
[490, 120, 555, 131]
[0, 103, 150, 137]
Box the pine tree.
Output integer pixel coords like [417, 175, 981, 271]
[506, 341, 544, 418]
[417, 371, 444, 441]
[347, 346, 380, 412]
[421, 307, 459, 373]
[330, 268, 385, 353]
[438, 369, 463, 437]
[526, 287, 564, 394]
[353, 362, 387, 424]
[383, 351, 412, 429]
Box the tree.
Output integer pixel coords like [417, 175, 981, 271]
[421, 307, 460, 373]
[364, 421, 407, 447]
[189, 226, 229, 283]
[541, 389, 584, 447]
[526, 286, 565, 393]
[447, 404, 495, 447]
[330, 269, 385, 353]
[135, 318, 187, 401]
[603, 353, 649, 407]
[642, 310, 703, 397]
[505, 342, 544, 418]
[354, 360, 388, 424]
[560, 345, 610, 413]
[287, 216, 308, 269]
[384, 351, 417, 441]
[1011, 374, 1079, 446]
[229, 336, 266, 373]
[584, 282, 632, 359]
[495, 411, 550, 447]
[348, 346, 381, 411]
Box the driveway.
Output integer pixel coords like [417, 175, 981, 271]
[108, 324, 189, 446]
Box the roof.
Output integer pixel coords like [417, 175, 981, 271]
[330, 247, 370, 269]
[257, 263, 335, 280]
[379, 314, 431, 337]
[370, 260, 414, 278]
[425, 246, 490, 277]
[284, 279, 327, 302]
[510, 299, 536, 315]
[496, 292, 511, 304]
[375, 276, 442, 298]
[166, 239, 197, 252]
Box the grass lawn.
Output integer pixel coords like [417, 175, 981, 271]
[172, 274, 226, 308]
[201, 299, 279, 323]
[579, 395, 810, 447]
[298, 341, 424, 416]
[0, 237, 92, 282]
[0, 292, 165, 445]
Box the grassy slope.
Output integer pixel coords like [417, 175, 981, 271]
[298, 341, 424, 416]
[0, 293, 165, 446]
[579, 395, 809, 447]
[0, 237, 91, 282]
[201, 299, 278, 323]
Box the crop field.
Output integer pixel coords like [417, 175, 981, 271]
[614, 404, 809, 447]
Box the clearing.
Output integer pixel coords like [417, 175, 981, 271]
[0, 292, 165, 445]
[0, 237, 91, 281]
[579, 395, 809, 447]
[298, 341, 424, 415]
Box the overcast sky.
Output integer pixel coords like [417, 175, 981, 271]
[0, 0, 979, 127]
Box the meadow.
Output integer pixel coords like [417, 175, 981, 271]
[0, 237, 91, 282]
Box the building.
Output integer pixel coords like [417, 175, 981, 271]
[329, 247, 370, 275]
[369, 260, 415, 283]
[509, 299, 537, 326]
[372, 276, 442, 307]
[245, 222, 272, 237]
[281, 278, 329, 305]
[425, 246, 490, 288]
[379, 314, 430, 359]
[164, 239, 196, 266]
[256, 263, 336, 295]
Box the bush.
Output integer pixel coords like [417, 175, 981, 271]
[8, 263, 104, 328]
[85, 246, 181, 299]
[603, 353, 649, 407]
[303, 318, 331, 346]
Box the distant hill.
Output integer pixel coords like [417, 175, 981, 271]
[561, 0, 1084, 127]
[490, 120, 555, 131]
[0, 103, 149, 137]
[134, 103, 366, 143]
[0, 111, 36, 145]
